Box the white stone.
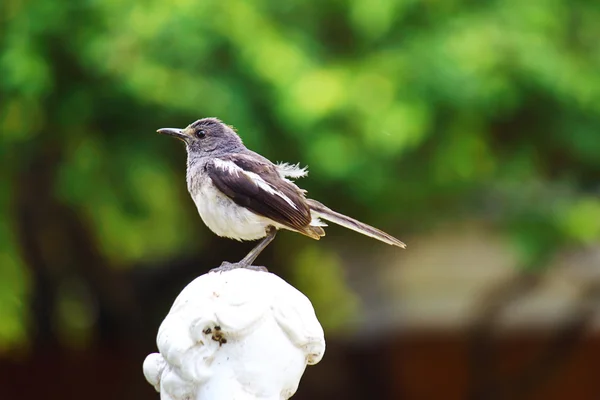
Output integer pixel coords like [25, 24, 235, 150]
[143, 268, 325, 400]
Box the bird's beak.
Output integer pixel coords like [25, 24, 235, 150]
[157, 128, 188, 141]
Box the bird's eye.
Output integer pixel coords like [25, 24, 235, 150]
[196, 129, 206, 138]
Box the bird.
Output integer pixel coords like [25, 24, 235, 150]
[157, 117, 406, 272]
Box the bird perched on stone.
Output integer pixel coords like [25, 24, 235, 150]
[157, 118, 405, 272]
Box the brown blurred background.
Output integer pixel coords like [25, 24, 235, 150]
[1, 0, 600, 398]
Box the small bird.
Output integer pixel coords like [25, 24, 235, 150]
[158, 118, 405, 272]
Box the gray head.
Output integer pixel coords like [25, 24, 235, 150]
[157, 117, 245, 156]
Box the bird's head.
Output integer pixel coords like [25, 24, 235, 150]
[157, 117, 244, 155]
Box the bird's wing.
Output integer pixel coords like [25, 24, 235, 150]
[206, 154, 312, 232]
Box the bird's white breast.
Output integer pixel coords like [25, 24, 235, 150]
[192, 179, 272, 241]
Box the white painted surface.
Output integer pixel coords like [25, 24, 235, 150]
[143, 268, 325, 400]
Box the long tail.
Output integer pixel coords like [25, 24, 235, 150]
[306, 199, 406, 248]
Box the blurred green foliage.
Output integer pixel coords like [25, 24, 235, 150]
[1, 0, 600, 349]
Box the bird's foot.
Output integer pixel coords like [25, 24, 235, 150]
[209, 261, 269, 273]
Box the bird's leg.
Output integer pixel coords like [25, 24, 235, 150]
[210, 227, 277, 273]
[238, 226, 278, 267]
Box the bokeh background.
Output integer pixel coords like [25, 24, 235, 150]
[1, 0, 600, 398]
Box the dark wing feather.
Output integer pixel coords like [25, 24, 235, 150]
[206, 154, 312, 232]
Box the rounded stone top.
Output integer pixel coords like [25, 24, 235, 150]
[143, 268, 325, 400]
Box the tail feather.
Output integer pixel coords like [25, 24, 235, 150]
[298, 225, 326, 240]
[306, 199, 406, 248]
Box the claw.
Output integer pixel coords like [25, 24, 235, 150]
[209, 261, 268, 273]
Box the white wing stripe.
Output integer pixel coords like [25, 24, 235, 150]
[244, 171, 298, 210]
[213, 158, 240, 175]
[213, 158, 299, 210]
